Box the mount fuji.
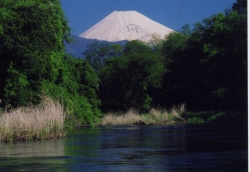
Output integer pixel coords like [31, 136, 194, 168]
[65, 11, 174, 58]
[79, 11, 174, 42]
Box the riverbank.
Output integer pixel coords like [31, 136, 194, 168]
[100, 104, 187, 125]
[100, 105, 247, 126]
[0, 97, 246, 142]
[0, 97, 66, 142]
[185, 110, 248, 126]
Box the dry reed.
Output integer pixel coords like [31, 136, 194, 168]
[0, 97, 66, 142]
[101, 109, 143, 125]
[101, 104, 187, 125]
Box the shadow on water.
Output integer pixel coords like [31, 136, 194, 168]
[0, 125, 247, 172]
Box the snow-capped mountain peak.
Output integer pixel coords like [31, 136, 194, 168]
[79, 11, 173, 42]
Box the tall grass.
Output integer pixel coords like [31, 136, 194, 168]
[0, 97, 66, 142]
[101, 104, 187, 125]
[101, 109, 143, 125]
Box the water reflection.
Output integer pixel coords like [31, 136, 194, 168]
[0, 125, 247, 172]
[0, 139, 65, 157]
[64, 128, 102, 158]
[0, 139, 68, 172]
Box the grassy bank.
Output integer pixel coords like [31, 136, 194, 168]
[186, 110, 248, 125]
[101, 104, 247, 126]
[0, 97, 66, 142]
[101, 104, 187, 125]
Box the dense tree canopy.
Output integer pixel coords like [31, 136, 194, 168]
[99, 40, 166, 112]
[0, 0, 101, 126]
[159, 2, 247, 111]
[0, 0, 70, 106]
[83, 42, 123, 71]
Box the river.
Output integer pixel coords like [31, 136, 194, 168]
[0, 125, 247, 172]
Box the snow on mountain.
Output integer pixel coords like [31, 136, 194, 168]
[79, 11, 174, 42]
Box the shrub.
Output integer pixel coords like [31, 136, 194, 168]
[187, 117, 204, 124]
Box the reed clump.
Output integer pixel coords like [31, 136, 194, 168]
[101, 104, 187, 125]
[101, 109, 143, 125]
[0, 97, 66, 142]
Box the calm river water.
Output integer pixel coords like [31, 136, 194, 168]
[0, 125, 247, 172]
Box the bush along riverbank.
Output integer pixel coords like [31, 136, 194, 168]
[0, 97, 66, 142]
[100, 104, 187, 125]
[185, 110, 248, 126]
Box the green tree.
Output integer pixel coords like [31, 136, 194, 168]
[99, 40, 166, 112]
[0, 0, 71, 107]
[161, 31, 188, 62]
[146, 33, 166, 52]
[198, 11, 247, 110]
[0, 0, 102, 126]
[179, 24, 192, 37]
[232, 0, 247, 14]
[160, 31, 194, 108]
[41, 54, 102, 126]
[123, 40, 152, 56]
[160, 7, 247, 111]
[83, 42, 123, 71]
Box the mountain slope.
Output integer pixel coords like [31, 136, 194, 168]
[65, 34, 128, 58]
[79, 11, 173, 42]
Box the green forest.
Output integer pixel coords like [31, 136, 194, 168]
[0, 0, 247, 128]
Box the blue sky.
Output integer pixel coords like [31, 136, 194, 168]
[61, 0, 236, 36]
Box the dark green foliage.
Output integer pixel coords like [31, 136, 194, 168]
[0, 0, 69, 106]
[123, 40, 152, 56]
[161, 31, 188, 62]
[0, 0, 102, 126]
[160, 4, 247, 111]
[232, 0, 247, 15]
[187, 117, 204, 124]
[29, 53, 102, 126]
[179, 24, 192, 37]
[198, 11, 247, 110]
[41, 54, 102, 126]
[83, 42, 123, 71]
[186, 111, 247, 126]
[160, 31, 191, 108]
[99, 40, 166, 112]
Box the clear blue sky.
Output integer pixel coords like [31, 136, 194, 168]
[61, 0, 236, 36]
